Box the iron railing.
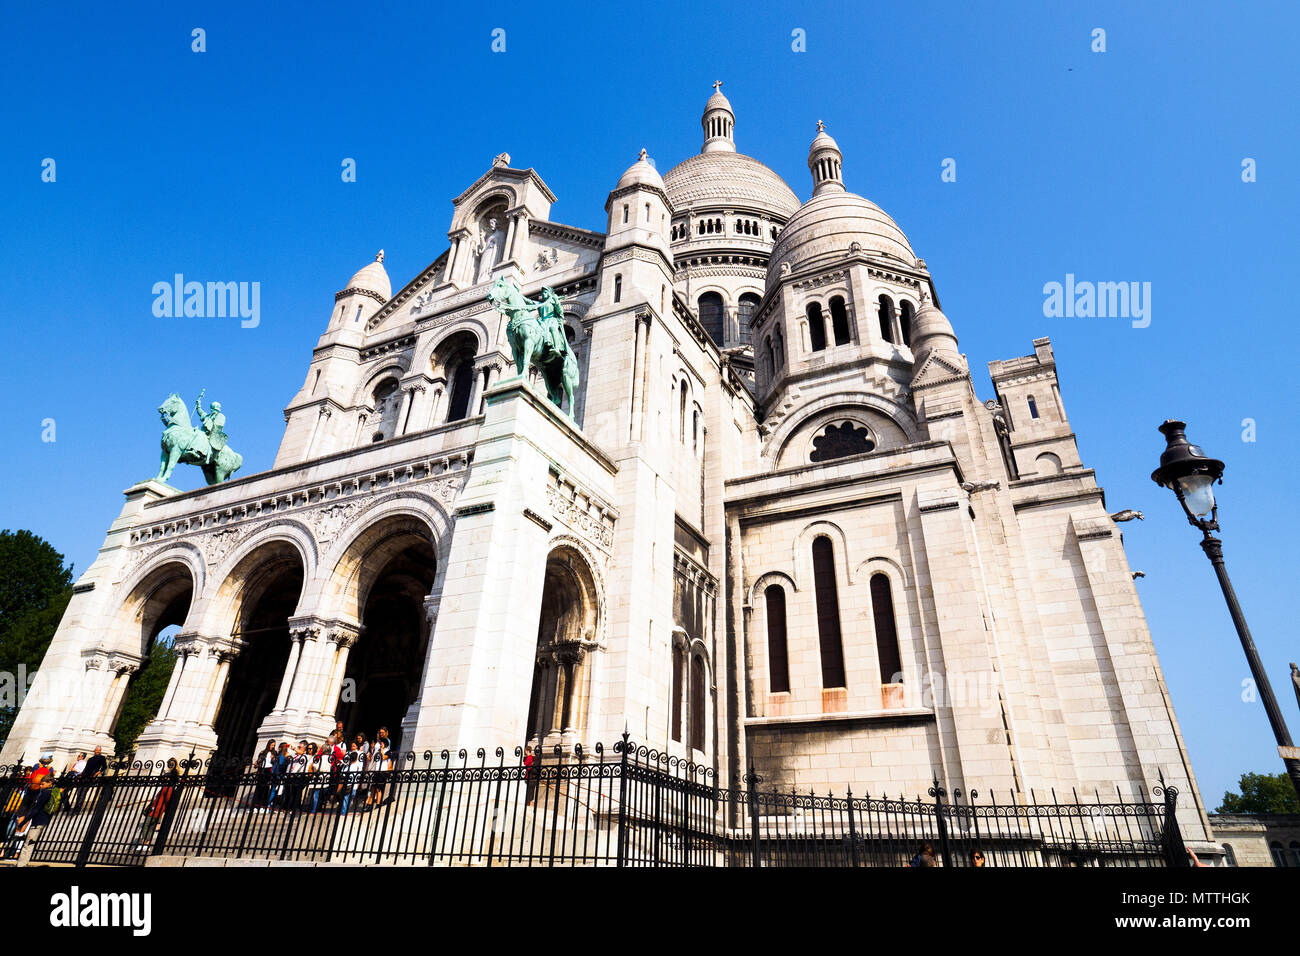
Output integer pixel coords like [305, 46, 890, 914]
[0, 735, 1185, 868]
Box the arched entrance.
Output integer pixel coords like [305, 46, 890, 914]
[209, 543, 304, 767]
[525, 547, 599, 744]
[330, 516, 437, 750]
[109, 561, 193, 751]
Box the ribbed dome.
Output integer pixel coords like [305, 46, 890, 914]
[911, 299, 958, 352]
[705, 88, 733, 115]
[662, 152, 799, 218]
[344, 252, 391, 301]
[767, 192, 914, 288]
[616, 149, 664, 190]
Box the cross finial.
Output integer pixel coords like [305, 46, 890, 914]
[376, 249, 384, 263]
[638, 147, 647, 161]
[712, 80, 723, 93]
[816, 119, 825, 133]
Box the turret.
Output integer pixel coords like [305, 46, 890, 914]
[329, 251, 391, 332]
[701, 81, 736, 154]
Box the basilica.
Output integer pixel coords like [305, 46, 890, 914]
[2, 87, 1216, 848]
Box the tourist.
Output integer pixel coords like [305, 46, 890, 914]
[338, 743, 364, 815]
[136, 758, 179, 853]
[365, 742, 391, 809]
[65, 753, 87, 778]
[4, 773, 56, 861]
[970, 848, 986, 868]
[253, 741, 277, 810]
[523, 745, 538, 805]
[267, 742, 291, 809]
[909, 842, 937, 867]
[28, 754, 55, 788]
[280, 741, 308, 811]
[73, 746, 107, 811]
[309, 742, 333, 813]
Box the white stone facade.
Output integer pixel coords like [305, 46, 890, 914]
[2, 88, 1215, 848]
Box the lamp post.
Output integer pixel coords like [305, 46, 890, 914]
[1151, 420, 1300, 805]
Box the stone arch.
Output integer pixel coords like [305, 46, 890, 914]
[794, 520, 854, 593]
[767, 391, 921, 468]
[524, 542, 603, 744]
[202, 522, 316, 632]
[1035, 452, 1063, 475]
[204, 536, 309, 766]
[431, 328, 482, 424]
[747, 570, 798, 608]
[323, 510, 439, 747]
[317, 504, 443, 624]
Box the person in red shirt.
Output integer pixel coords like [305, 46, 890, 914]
[27, 754, 55, 787]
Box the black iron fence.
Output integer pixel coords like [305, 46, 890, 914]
[0, 736, 1186, 868]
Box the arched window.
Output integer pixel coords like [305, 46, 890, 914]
[770, 225, 778, 240]
[877, 295, 896, 344]
[354, 305, 363, 323]
[613, 274, 622, 303]
[1028, 396, 1040, 419]
[737, 292, 760, 346]
[645, 202, 651, 222]
[830, 295, 851, 345]
[807, 302, 827, 352]
[765, 585, 790, 693]
[870, 574, 903, 684]
[372, 377, 399, 411]
[1221, 843, 1237, 867]
[1271, 842, 1288, 867]
[811, 537, 847, 688]
[764, 336, 776, 383]
[775, 324, 785, 367]
[692, 408, 700, 452]
[899, 300, 914, 347]
[1035, 452, 1062, 475]
[445, 353, 475, 422]
[622, 204, 629, 224]
[671, 645, 684, 742]
[689, 654, 706, 752]
[679, 381, 689, 445]
[810, 421, 875, 463]
[698, 291, 724, 344]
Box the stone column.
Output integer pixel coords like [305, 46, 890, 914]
[427, 377, 447, 429]
[316, 623, 362, 726]
[503, 214, 519, 262]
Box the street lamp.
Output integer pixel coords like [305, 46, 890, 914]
[1151, 420, 1300, 805]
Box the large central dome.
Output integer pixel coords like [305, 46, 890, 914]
[663, 152, 799, 218]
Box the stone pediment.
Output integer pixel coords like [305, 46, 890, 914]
[910, 351, 968, 389]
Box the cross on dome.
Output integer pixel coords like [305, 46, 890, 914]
[713, 80, 723, 92]
[816, 119, 825, 133]
[376, 250, 385, 263]
[639, 148, 648, 161]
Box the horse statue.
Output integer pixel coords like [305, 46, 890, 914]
[487, 276, 579, 416]
[155, 391, 244, 485]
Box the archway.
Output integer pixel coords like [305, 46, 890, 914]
[334, 538, 436, 749]
[525, 548, 599, 743]
[209, 543, 304, 767]
[110, 561, 193, 752]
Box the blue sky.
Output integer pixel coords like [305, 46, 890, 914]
[1, 1, 1297, 806]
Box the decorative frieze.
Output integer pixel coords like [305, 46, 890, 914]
[120, 454, 470, 577]
[545, 469, 616, 551]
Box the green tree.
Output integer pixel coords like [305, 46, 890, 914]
[0, 530, 74, 744]
[112, 634, 178, 754]
[1217, 771, 1300, 814]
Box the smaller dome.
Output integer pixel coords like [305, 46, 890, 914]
[808, 126, 840, 157]
[615, 149, 664, 190]
[344, 251, 391, 301]
[768, 192, 914, 288]
[910, 297, 959, 354]
[705, 88, 733, 116]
